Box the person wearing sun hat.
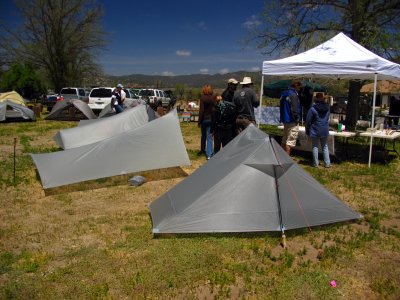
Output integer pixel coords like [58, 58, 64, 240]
[112, 83, 126, 114]
[279, 79, 302, 155]
[232, 76, 260, 134]
[214, 77, 239, 142]
[222, 78, 238, 103]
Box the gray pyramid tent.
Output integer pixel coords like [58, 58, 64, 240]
[97, 98, 148, 119]
[45, 99, 96, 120]
[53, 105, 149, 149]
[149, 125, 361, 234]
[31, 109, 190, 188]
[0, 100, 36, 122]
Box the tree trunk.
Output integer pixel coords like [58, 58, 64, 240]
[345, 80, 362, 130]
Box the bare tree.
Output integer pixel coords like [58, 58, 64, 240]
[248, 0, 400, 127]
[1, 0, 106, 93]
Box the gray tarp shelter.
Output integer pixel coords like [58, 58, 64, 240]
[31, 109, 190, 189]
[149, 125, 361, 234]
[54, 105, 149, 149]
[260, 32, 400, 167]
[45, 99, 97, 120]
[0, 100, 36, 122]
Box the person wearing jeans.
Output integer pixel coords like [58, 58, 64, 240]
[306, 92, 331, 168]
[311, 136, 330, 167]
[198, 84, 216, 160]
[201, 119, 213, 159]
[112, 83, 126, 114]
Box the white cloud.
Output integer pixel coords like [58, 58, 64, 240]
[161, 71, 175, 76]
[200, 68, 209, 74]
[176, 50, 192, 56]
[219, 68, 229, 75]
[198, 21, 207, 30]
[250, 66, 261, 72]
[242, 15, 261, 29]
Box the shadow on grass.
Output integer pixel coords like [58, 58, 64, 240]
[43, 167, 189, 196]
[292, 140, 398, 166]
[151, 221, 358, 240]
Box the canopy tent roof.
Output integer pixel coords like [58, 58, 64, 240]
[31, 109, 190, 189]
[262, 33, 400, 80]
[261, 32, 400, 168]
[0, 100, 36, 122]
[0, 91, 26, 106]
[53, 105, 149, 149]
[149, 125, 361, 234]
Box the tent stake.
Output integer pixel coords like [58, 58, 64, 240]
[280, 232, 287, 249]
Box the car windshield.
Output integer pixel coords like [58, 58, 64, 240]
[90, 89, 112, 97]
[61, 88, 76, 95]
[139, 90, 155, 97]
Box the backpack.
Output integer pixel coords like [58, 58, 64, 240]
[215, 101, 237, 129]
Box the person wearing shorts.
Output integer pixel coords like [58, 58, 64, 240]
[280, 80, 302, 155]
[282, 122, 299, 149]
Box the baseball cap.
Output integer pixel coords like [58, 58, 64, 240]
[117, 83, 124, 88]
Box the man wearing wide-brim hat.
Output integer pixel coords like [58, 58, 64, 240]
[233, 76, 260, 134]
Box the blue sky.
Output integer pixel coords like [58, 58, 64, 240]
[2, 0, 268, 76]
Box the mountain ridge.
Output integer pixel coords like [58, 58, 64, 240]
[105, 70, 265, 89]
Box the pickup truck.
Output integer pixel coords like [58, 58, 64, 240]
[60, 87, 89, 102]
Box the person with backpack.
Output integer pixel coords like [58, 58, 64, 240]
[213, 94, 237, 154]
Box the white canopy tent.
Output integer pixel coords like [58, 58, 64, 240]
[260, 32, 400, 166]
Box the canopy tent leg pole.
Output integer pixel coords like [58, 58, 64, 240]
[368, 74, 378, 168]
[257, 75, 264, 128]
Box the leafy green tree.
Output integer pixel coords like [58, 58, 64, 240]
[1, 63, 45, 99]
[0, 0, 106, 93]
[191, 87, 202, 100]
[175, 84, 186, 100]
[248, 0, 400, 127]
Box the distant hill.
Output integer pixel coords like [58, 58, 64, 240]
[105, 71, 265, 89]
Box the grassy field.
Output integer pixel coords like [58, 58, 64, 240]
[0, 117, 399, 299]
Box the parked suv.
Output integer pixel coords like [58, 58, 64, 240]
[88, 87, 134, 111]
[60, 87, 88, 102]
[138, 89, 171, 108]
